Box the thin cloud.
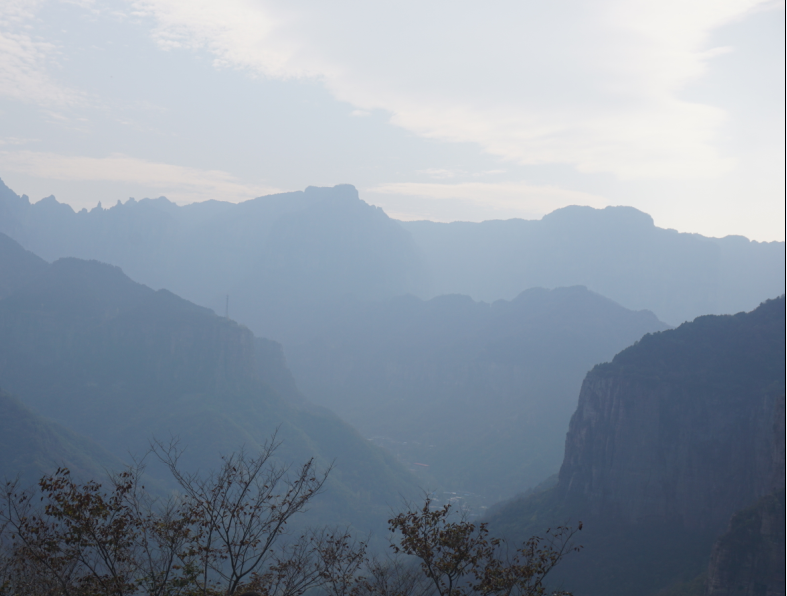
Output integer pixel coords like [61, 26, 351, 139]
[0, 150, 281, 204]
[132, 0, 771, 180]
[0, 1, 87, 108]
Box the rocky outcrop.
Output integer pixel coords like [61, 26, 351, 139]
[559, 375, 782, 530]
[558, 297, 785, 532]
[704, 391, 785, 596]
[705, 489, 785, 596]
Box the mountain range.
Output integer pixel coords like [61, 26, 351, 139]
[1, 180, 782, 345]
[0, 176, 783, 593]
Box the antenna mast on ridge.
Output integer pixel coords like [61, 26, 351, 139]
[225, 294, 229, 319]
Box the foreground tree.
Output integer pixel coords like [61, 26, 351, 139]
[1, 436, 328, 596]
[390, 499, 580, 596]
[0, 441, 580, 596]
[153, 439, 329, 595]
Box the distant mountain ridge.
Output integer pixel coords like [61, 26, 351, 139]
[403, 205, 784, 325]
[488, 296, 786, 596]
[0, 180, 425, 344]
[1, 179, 782, 342]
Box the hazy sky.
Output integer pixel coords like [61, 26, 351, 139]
[1, 0, 784, 241]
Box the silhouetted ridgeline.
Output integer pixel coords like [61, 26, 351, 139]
[0, 181, 425, 344]
[1, 179, 783, 342]
[286, 286, 668, 501]
[403, 207, 784, 326]
[0, 233, 419, 533]
[488, 296, 786, 596]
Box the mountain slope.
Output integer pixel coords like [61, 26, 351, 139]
[0, 255, 420, 534]
[0, 388, 125, 487]
[286, 286, 669, 502]
[0, 232, 48, 300]
[488, 296, 786, 596]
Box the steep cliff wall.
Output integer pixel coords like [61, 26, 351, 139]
[704, 391, 785, 596]
[559, 296, 784, 531]
[705, 489, 785, 596]
[488, 296, 785, 596]
[559, 375, 781, 530]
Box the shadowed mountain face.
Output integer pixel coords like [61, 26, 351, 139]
[1, 180, 782, 342]
[488, 296, 786, 596]
[0, 231, 48, 300]
[0, 389, 125, 487]
[0, 248, 419, 533]
[285, 286, 669, 502]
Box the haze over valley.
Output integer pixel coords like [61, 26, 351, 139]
[0, 1, 783, 594]
[0, 178, 784, 595]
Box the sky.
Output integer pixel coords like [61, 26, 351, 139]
[0, 0, 784, 241]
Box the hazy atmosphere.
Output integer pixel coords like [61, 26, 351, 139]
[0, 2, 784, 596]
[1, 0, 784, 239]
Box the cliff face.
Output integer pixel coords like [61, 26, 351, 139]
[560, 374, 782, 530]
[488, 297, 785, 596]
[558, 297, 785, 531]
[0, 258, 260, 412]
[704, 392, 786, 596]
[705, 489, 786, 596]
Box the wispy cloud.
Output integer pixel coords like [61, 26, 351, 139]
[0, 150, 281, 203]
[131, 0, 771, 180]
[0, 0, 87, 107]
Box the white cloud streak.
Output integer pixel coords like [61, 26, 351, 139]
[0, 151, 281, 203]
[131, 0, 771, 180]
